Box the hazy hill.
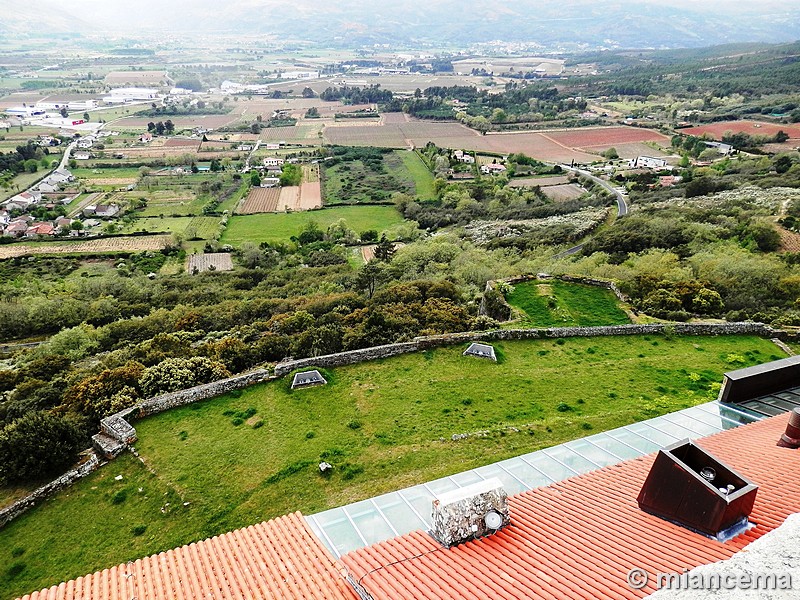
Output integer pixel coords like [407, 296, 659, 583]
[3, 0, 800, 49]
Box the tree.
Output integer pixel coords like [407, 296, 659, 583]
[140, 356, 231, 397]
[0, 411, 86, 484]
[63, 362, 144, 420]
[60, 107, 68, 118]
[302, 87, 315, 98]
[603, 147, 619, 160]
[360, 229, 378, 242]
[355, 259, 386, 299]
[147, 122, 156, 132]
[164, 119, 175, 134]
[251, 122, 261, 134]
[374, 233, 396, 262]
[775, 130, 790, 143]
[305, 107, 320, 118]
[24, 158, 38, 173]
[296, 220, 323, 245]
[155, 121, 166, 135]
[250, 171, 261, 187]
[83, 112, 90, 122]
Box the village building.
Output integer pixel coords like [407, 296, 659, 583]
[628, 156, 669, 169]
[480, 163, 507, 174]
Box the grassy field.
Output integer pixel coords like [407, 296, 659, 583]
[220, 205, 406, 245]
[323, 150, 416, 205]
[71, 168, 143, 180]
[506, 280, 630, 327]
[0, 334, 781, 598]
[396, 150, 435, 200]
[122, 216, 220, 239]
[136, 193, 206, 217]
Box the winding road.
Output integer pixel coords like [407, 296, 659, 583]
[552, 165, 629, 258]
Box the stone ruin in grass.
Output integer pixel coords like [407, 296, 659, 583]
[291, 369, 327, 389]
[463, 342, 497, 361]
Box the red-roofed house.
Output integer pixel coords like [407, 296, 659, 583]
[19, 512, 358, 600]
[25, 223, 55, 238]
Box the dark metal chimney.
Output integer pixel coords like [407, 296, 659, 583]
[637, 439, 758, 539]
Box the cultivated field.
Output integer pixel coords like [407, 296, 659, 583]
[323, 121, 662, 163]
[0, 335, 781, 598]
[587, 142, 669, 159]
[114, 114, 239, 130]
[123, 216, 219, 238]
[163, 138, 202, 149]
[221, 206, 405, 245]
[542, 126, 671, 149]
[237, 187, 280, 214]
[136, 191, 205, 217]
[681, 120, 800, 140]
[298, 182, 322, 210]
[508, 176, 570, 188]
[187, 253, 234, 273]
[0, 235, 170, 259]
[277, 186, 300, 211]
[778, 226, 800, 253]
[542, 183, 586, 202]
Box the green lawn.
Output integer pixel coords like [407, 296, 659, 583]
[0, 334, 781, 599]
[397, 150, 435, 199]
[136, 194, 206, 217]
[121, 216, 220, 239]
[220, 206, 406, 245]
[506, 280, 630, 327]
[71, 168, 143, 180]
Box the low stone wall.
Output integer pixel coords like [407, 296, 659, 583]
[274, 343, 419, 377]
[0, 320, 781, 530]
[273, 322, 778, 376]
[0, 453, 100, 528]
[133, 368, 271, 419]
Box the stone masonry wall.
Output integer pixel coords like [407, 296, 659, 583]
[0, 321, 780, 530]
[273, 322, 778, 375]
[133, 369, 271, 419]
[0, 453, 100, 528]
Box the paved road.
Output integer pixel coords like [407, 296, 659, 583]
[59, 140, 77, 171]
[551, 165, 629, 258]
[562, 165, 628, 216]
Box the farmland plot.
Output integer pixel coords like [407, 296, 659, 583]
[298, 182, 322, 210]
[681, 120, 800, 141]
[0, 235, 170, 259]
[187, 253, 234, 273]
[542, 126, 670, 148]
[277, 186, 301, 211]
[237, 187, 280, 214]
[542, 184, 586, 202]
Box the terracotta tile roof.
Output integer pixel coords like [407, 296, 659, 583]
[19, 512, 357, 600]
[341, 414, 800, 599]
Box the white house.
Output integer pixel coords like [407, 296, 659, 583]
[454, 150, 475, 164]
[263, 157, 285, 169]
[480, 163, 507, 175]
[628, 156, 668, 169]
[74, 151, 91, 160]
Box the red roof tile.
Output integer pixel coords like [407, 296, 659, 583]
[18, 512, 357, 600]
[342, 414, 800, 599]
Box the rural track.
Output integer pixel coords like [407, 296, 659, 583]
[552, 165, 629, 259]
